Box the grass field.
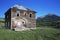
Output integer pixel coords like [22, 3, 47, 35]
[0, 27, 60, 40]
[0, 18, 60, 40]
[0, 18, 5, 29]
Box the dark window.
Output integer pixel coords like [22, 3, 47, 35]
[30, 14, 32, 18]
[25, 13, 26, 16]
[17, 14, 19, 16]
[16, 11, 20, 16]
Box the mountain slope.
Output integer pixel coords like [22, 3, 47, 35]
[36, 14, 60, 28]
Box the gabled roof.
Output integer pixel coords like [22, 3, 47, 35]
[11, 5, 27, 10]
[11, 5, 36, 13]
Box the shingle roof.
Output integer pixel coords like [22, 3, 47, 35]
[11, 5, 36, 13]
[11, 5, 27, 10]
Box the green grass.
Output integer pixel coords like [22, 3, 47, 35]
[0, 18, 5, 29]
[0, 28, 60, 40]
[0, 18, 4, 21]
[0, 18, 60, 40]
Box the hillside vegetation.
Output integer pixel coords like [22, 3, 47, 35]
[36, 14, 60, 28]
[0, 28, 60, 40]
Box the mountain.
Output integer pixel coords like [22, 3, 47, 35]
[36, 14, 60, 28]
[39, 14, 60, 22]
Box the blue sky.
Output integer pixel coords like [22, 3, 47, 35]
[0, 0, 60, 18]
